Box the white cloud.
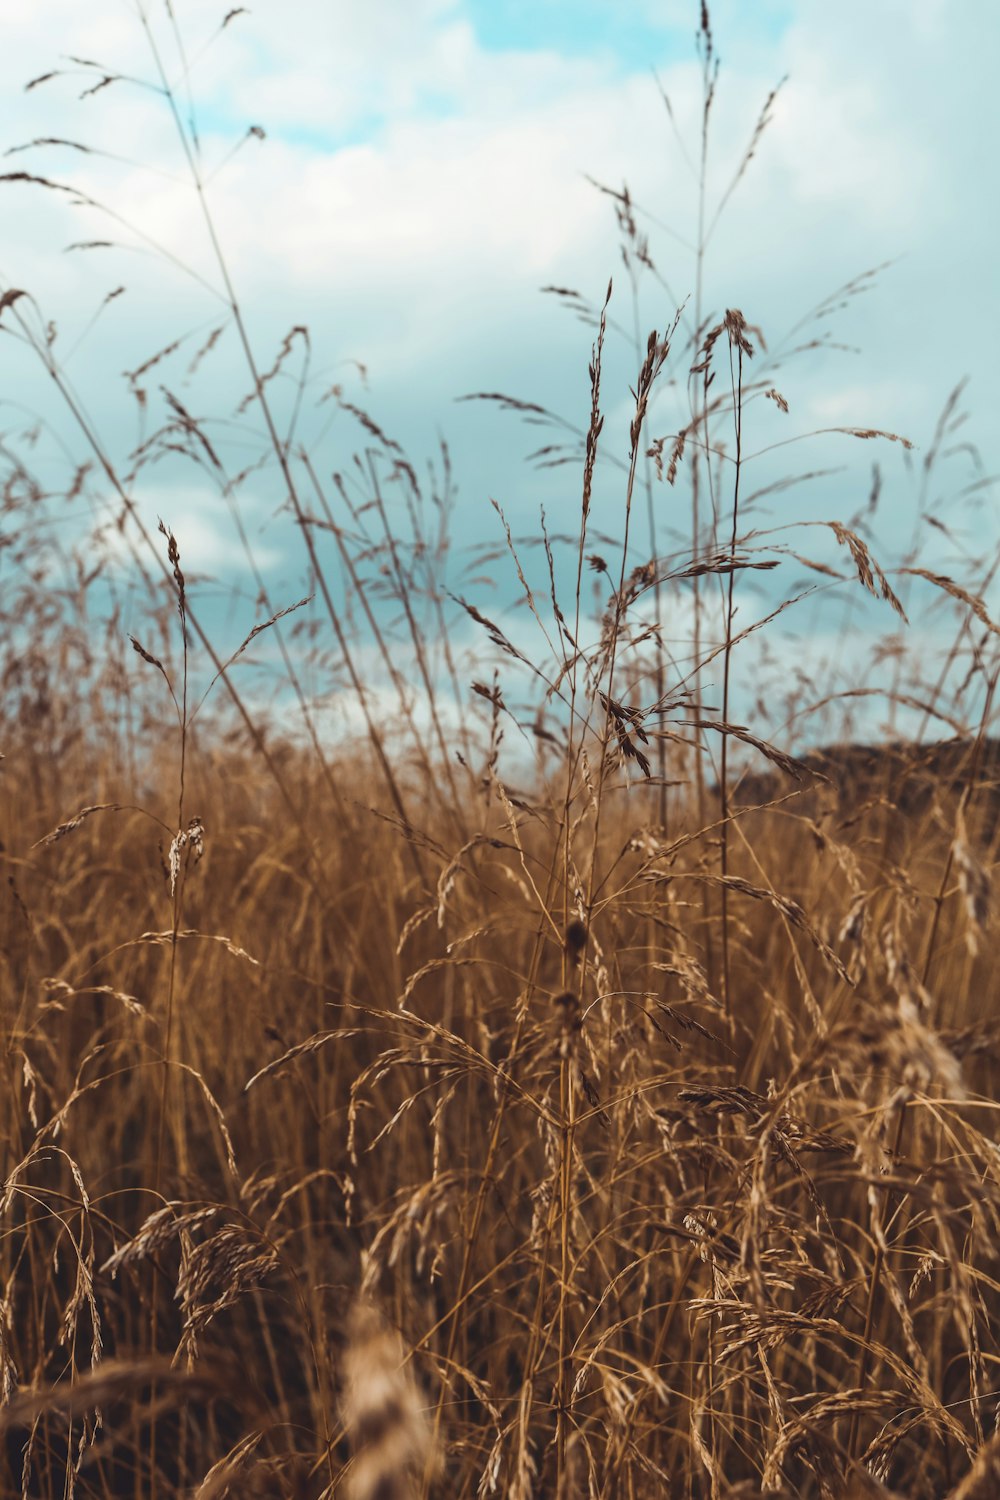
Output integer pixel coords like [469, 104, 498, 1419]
[93, 482, 282, 578]
[0, 0, 996, 754]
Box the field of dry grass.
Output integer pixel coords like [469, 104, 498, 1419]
[2, 6, 1000, 1498]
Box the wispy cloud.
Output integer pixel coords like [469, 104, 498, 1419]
[0, 0, 996, 749]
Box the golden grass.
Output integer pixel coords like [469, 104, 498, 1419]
[3, 696, 1000, 1498]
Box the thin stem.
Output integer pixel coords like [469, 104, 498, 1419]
[719, 324, 745, 1028]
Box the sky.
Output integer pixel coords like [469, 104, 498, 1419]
[0, 0, 997, 753]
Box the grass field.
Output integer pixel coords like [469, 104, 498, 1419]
[2, 6, 1000, 1497]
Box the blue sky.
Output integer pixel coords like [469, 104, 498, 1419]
[466, 0, 793, 69]
[0, 0, 997, 748]
[468, 1, 701, 69]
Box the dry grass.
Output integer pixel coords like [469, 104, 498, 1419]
[2, 5, 1000, 1497]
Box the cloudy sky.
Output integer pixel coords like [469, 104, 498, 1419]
[0, 0, 997, 746]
